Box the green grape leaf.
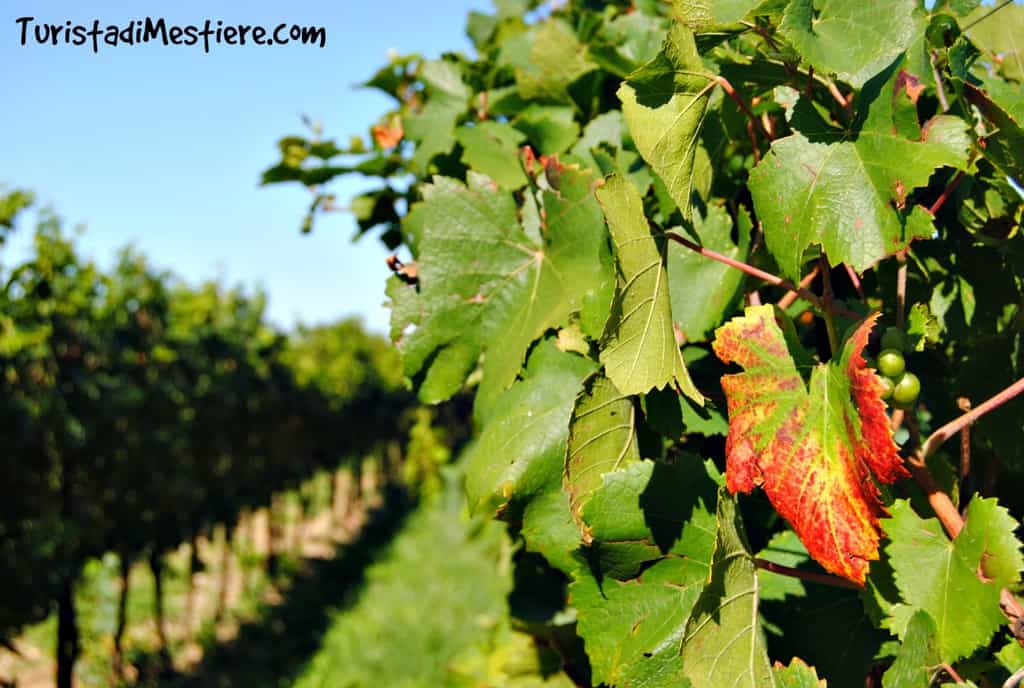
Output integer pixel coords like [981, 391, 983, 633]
[464, 341, 597, 567]
[618, 24, 714, 220]
[564, 373, 640, 539]
[667, 204, 751, 342]
[570, 557, 704, 687]
[466, 11, 499, 50]
[779, 0, 922, 88]
[774, 658, 826, 687]
[570, 458, 720, 686]
[905, 303, 940, 352]
[751, 64, 971, 279]
[399, 161, 613, 409]
[597, 174, 700, 400]
[513, 105, 581, 156]
[675, 0, 786, 29]
[960, 75, 1024, 180]
[587, 10, 668, 78]
[933, 0, 980, 16]
[964, 3, 1024, 82]
[883, 498, 1024, 662]
[682, 488, 775, 688]
[881, 610, 940, 688]
[581, 458, 721, 578]
[570, 111, 627, 173]
[996, 637, 1024, 673]
[404, 59, 471, 175]
[455, 122, 528, 189]
[516, 19, 597, 103]
[520, 486, 586, 577]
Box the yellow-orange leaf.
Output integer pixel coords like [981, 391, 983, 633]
[712, 305, 907, 584]
[372, 115, 404, 149]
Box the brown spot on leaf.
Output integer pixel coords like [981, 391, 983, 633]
[386, 254, 418, 285]
[978, 552, 996, 583]
[894, 69, 925, 104]
[521, 145, 537, 175]
[893, 179, 907, 209]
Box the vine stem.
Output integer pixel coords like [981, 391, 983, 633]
[921, 377, 1024, 460]
[908, 376, 1024, 537]
[753, 559, 859, 590]
[714, 76, 770, 139]
[665, 232, 859, 319]
[844, 264, 865, 300]
[777, 265, 820, 310]
[666, 232, 818, 302]
[895, 250, 908, 329]
[667, 229, 868, 319]
[904, 376, 1024, 633]
[930, 50, 950, 113]
[942, 663, 965, 684]
[957, 397, 972, 508]
[905, 458, 963, 538]
[962, 0, 1015, 31]
[890, 407, 905, 432]
[1005, 665, 1024, 688]
[819, 256, 839, 355]
[825, 79, 851, 110]
[926, 171, 965, 217]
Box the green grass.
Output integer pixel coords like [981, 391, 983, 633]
[293, 473, 511, 688]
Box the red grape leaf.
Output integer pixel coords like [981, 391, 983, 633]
[712, 305, 908, 584]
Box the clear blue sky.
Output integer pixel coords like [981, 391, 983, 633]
[2, 0, 489, 333]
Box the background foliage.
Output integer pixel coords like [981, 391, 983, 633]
[0, 191, 425, 686]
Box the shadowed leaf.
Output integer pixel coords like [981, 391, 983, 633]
[682, 488, 775, 688]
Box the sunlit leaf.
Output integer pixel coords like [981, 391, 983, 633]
[712, 305, 907, 583]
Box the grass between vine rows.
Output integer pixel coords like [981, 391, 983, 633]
[293, 469, 510, 688]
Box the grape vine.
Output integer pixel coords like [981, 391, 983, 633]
[266, 0, 1024, 685]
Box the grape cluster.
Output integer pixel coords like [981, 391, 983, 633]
[875, 328, 920, 409]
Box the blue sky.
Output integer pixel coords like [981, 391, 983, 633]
[2, 0, 489, 333]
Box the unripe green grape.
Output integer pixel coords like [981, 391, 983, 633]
[878, 375, 895, 400]
[877, 349, 906, 378]
[892, 372, 921, 406]
[926, 13, 960, 49]
[880, 327, 906, 352]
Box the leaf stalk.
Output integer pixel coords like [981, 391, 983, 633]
[714, 76, 770, 139]
[777, 265, 820, 310]
[753, 558, 859, 590]
[819, 256, 839, 356]
[666, 232, 815, 300]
